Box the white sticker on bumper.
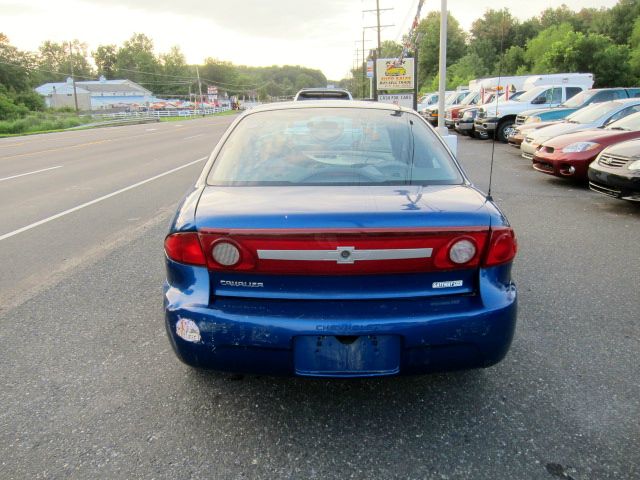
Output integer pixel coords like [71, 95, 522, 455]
[176, 318, 201, 343]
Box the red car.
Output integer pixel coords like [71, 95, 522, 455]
[532, 112, 640, 180]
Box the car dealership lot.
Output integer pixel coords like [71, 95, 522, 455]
[0, 119, 638, 479]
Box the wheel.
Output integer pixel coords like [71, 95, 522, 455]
[496, 120, 515, 143]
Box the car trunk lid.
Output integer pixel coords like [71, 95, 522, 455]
[195, 185, 493, 300]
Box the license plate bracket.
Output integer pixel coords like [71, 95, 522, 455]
[294, 335, 400, 377]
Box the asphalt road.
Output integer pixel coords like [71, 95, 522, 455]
[1, 117, 638, 479]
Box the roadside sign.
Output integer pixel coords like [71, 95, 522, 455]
[366, 60, 374, 79]
[207, 86, 218, 95]
[378, 94, 414, 109]
[376, 58, 414, 90]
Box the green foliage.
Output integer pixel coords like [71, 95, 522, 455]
[500, 46, 528, 76]
[0, 93, 29, 120]
[416, 11, 467, 86]
[13, 91, 46, 111]
[0, 111, 89, 135]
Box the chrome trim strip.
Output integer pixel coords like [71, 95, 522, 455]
[257, 247, 433, 264]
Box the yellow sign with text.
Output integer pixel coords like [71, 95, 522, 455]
[376, 58, 414, 90]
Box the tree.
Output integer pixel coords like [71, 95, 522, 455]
[602, 0, 640, 45]
[469, 8, 519, 70]
[159, 46, 190, 95]
[378, 40, 403, 59]
[37, 40, 93, 83]
[0, 33, 32, 92]
[115, 33, 160, 85]
[524, 23, 575, 72]
[500, 46, 529, 76]
[416, 11, 467, 88]
[93, 44, 117, 78]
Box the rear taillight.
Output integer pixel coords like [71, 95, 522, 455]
[483, 228, 517, 267]
[164, 232, 206, 266]
[433, 235, 481, 269]
[211, 241, 241, 266]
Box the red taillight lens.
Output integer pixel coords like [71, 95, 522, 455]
[483, 228, 517, 267]
[164, 233, 206, 266]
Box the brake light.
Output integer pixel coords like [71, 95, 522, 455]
[483, 228, 517, 267]
[164, 232, 206, 266]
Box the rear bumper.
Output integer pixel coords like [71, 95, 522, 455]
[164, 261, 518, 377]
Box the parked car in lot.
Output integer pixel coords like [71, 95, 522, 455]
[164, 101, 518, 377]
[520, 99, 640, 159]
[417, 92, 439, 111]
[475, 84, 587, 142]
[444, 91, 481, 128]
[507, 120, 563, 148]
[589, 139, 640, 201]
[515, 88, 640, 125]
[457, 91, 524, 138]
[531, 111, 640, 180]
[424, 90, 469, 126]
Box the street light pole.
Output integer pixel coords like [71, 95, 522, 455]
[437, 0, 448, 135]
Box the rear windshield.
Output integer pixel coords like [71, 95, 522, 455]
[207, 108, 464, 186]
[296, 91, 350, 100]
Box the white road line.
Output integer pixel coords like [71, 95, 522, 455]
[0, 157, 207, 242]
[184, 134, 205, 140]
[0, 165, 63, 183]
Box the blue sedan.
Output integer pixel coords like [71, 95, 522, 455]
[164, 101, 518, 377]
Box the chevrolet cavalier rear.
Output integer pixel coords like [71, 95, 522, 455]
[164, 101, 518, 377]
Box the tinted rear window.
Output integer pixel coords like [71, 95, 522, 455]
[296, 91, 350, 100]
[207, 108, 464, 186]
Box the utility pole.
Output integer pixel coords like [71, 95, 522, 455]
[437, 0, 448, 135]
[363, 3, 393, 102]
[68, 41, 79, 113]
[376, 0, 382, 56]
[195, 65, 204, 116]
[361, 30, 366, 99]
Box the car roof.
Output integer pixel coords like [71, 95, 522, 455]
[244, 100, 412, 114]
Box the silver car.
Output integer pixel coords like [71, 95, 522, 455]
[521, 99, 640, 159]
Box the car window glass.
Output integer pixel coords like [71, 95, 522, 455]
[605, 105, 640, 124]
[207, 108, 463, 186]
[565, 87, 582, 101]
[606, 111, 640, 130]
[516, 86, 547, 103]
[549, 88, 562, 103]
[594, 91, 616, 102]
[562, 90, 590, 108]
[567, 101, 620, 124]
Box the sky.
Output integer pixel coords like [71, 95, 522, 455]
[0, 0, 622, 81]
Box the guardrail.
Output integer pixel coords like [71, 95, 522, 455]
[88, 107, 231, 120]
